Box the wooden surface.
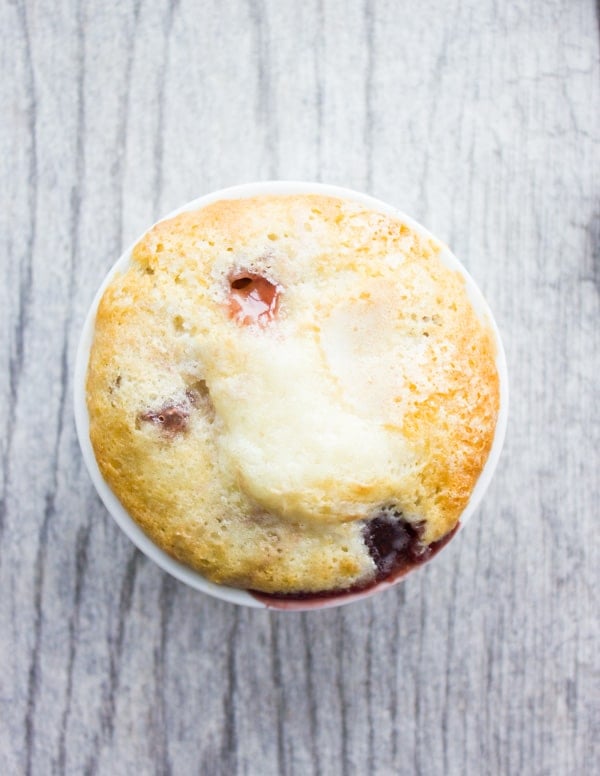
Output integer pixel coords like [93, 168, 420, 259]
[1, 1, 598, 774]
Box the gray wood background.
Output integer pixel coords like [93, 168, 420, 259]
[1, 0, 598, 774]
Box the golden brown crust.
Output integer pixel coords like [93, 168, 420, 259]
[87, 195, 500, 593]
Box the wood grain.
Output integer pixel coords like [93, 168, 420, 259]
[1, 1, 598, 774]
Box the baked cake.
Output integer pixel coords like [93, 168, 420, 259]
[86, 195, 500, 595]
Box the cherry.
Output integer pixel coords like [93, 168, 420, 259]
[228, 272, 280, 326]
[363, 511, 430, 580]
[139, 401, 190, 435]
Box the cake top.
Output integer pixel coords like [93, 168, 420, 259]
[86, 194, 500, 594]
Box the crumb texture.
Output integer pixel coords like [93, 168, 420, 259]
[87, 195, 500, 593]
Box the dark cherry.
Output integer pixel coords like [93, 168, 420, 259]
[228, 272, 280, 326]
[363, 511, 430, 580]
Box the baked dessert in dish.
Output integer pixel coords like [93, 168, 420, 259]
[86, 194, 500, 595]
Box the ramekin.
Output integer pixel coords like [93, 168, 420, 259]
[74, 181, 508, 611]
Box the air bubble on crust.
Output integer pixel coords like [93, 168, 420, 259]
[186, 379, 215, 424]
[108, 374, 122, 395]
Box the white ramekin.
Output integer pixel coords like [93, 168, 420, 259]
[74, 181, 509, 611]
